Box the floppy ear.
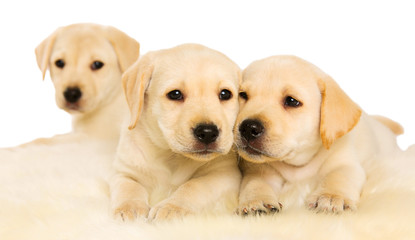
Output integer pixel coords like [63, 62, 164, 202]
[35, 29, 60, 80]
[105, 26, 140, 73]
[318, 76, 362, 149]
[122, 53, 154, 130]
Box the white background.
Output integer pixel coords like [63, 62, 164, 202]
[0, 0, 413, 149]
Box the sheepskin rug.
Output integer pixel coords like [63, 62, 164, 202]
[1, 135, 415, 240]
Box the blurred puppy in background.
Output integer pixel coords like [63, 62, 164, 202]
[235, 55, 403, 215]
[33, 23, 139, 143]
[110, 44, 241, 221]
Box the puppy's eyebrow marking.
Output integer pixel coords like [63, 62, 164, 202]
[217, 79, 236, 89]
[281, 86, 302, 102]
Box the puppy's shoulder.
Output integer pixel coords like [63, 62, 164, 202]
[115, 125, 162, 167]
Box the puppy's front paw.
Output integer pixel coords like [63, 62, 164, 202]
[237, 198, 283, 216]
[307, 193, 356, 213]
[148, 202, 192, 221]
[113, 200, 150, 221]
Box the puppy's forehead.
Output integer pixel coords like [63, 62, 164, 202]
[242, 56, 322, 92]
[52, 26, 114, 59]
[153, 45, 240, 88]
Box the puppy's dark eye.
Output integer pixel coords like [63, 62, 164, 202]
[167, 90, 184, 101]
[284, 96, 302, 108]
[219, 89, 232, 101]
[55, 59, 65, 68]
[91, 61, 104, 70]
[239, 92, 248, 100]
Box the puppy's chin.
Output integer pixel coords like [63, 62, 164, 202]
[176, 145, 229, 162]
[182, 151, 223, 162]
[169, 138, 233, 162]
[56, 98, 81, 113]
[59, 100, 96, 115]
[237, 141, 290, 164]
[64, 103, 82, 112]
[238, 148, 276, 164]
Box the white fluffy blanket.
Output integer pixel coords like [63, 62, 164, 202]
[1, 137, 415, 240]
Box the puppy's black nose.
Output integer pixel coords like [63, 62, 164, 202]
[194, 124, 219, 145]
[64, 87, 82, 103]
[239, 119, 264, 141]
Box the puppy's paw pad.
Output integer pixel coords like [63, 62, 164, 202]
[237, 199, 282, 216]
[149, 203, 192, 221]
[113, 201, 150, 221]
[307, 194, 356, 213]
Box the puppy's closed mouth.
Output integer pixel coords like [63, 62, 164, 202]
[238, 143, 263, 156]
[188, 148, 222, 155]
[237, 140, 295, 164]
[188, 141, 223, 155]
[237, 139, 274, 159]
[182, 147, 224, 162]
[65, 102, 81, 111]
[237, 137, 264, 156]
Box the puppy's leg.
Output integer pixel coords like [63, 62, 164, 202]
[237, 162, 283, 216]
[306, 164, 365, 213]
[110, 174, 150, 221]
[148, 159, 241, 221]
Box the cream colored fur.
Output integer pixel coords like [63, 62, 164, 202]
[235, 56, 404, 215]
[31, 23, 139, 143]
[110, 44, 242, 221]
[0, 142, 414, 239]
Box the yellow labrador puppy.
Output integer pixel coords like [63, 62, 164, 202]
[110, 44, 241, 221]
[235, 55, 403, 215]
[34, 23, 139, 141]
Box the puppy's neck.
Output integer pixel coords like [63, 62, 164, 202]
[272, 146, 328, 182]
[72, 92, 128, 141]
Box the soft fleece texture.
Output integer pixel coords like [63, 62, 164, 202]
[1, 136, 415, 240]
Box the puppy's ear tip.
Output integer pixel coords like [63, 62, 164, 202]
[320, 109, 361, 149]
[321, 133, 333, 149]
[322, 141, 332, 150]
[128, 124, 136, 130]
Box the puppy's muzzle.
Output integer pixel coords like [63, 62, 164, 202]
[193, 124, 219, 145]
[239, 119, 264, 141]
[64, 87, 82, 103]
